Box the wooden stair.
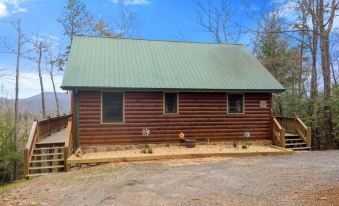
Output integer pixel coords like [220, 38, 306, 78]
[27, 143, 65, 177]
[272, 116, 311, 151]
[285, 133, 311, 151]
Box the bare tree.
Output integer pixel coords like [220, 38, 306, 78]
[30, 36, 49, 118]
[317, 0, 338, 149]
[297, 0, 321, 149]
[0, 19, 28, 180]
[46, 51, 64, 116]
[195, 0, 241, 43]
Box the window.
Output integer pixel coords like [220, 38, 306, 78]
[227, 94, 244, 114]
[164, 93, 178, 114]
[102, 92, 123, 123]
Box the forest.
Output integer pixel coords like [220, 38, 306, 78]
[0, 0, 338, 183]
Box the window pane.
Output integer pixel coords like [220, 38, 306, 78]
[165, 93, 177, 113]
[228, 94, 243, 113]
[102, 92, 123, 122]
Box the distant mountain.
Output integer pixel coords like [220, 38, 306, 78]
[0, 92, 71, 115]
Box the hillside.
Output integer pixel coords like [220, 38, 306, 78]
[0, 92, 71, 115]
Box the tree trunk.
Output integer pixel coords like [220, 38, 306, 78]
[13, 20, 21, 181]
[311, 32, 319, 150]
[37, 43, 46, 119]
[330, 56, 337, 85]
[320, 32, 334, 149]
[318, 0, 335, 149]
[50, 70, 60, 116]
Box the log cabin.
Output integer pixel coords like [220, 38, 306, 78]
[24, 36, 313, 177]
[60, 36, 286, 147]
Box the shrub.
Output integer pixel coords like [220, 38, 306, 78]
[140, 147, 153, 154]
[232, 139, 238, 148]
[0, 112, 22, 184]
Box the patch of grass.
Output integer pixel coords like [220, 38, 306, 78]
[140, 147, 153, 154]
[241, 142, 252, 149]
[232, 139, 238, 148]
[0, 178, 26, 194]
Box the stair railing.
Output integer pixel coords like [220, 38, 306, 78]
[295, 117, 312, 147]
[274, 116, 311, 148]
[24, 114, 71, 176]
[272, 117, 285, 147]
[24, 121, 38, 176]
[64, 118, 74, 172]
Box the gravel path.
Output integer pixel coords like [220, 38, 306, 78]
[1, 150, 339, 206]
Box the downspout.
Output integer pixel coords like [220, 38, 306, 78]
[75, 89, 79, 148]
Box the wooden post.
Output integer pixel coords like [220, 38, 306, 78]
[306, 127, 312, 147]
[47, 118, 51, 136]
[281, 128, 285, 148]
[24, 149, 29, 176]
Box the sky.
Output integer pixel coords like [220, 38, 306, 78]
[0, 0, 337, 98]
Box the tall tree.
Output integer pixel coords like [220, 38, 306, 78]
[298, 0, 321, 149]
[12, 20, 21, 181]
[46, 52, 64, 116]
[0, 20, 26, 180]
[195, 0, 241, 43]
[317, 0, 338, 149]
[255, 10, 288, 116]
[92, 5, 138, 37]
[31, 37, 49, 118]
[57, 0, 92, 53]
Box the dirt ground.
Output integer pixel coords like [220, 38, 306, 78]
[1, 150, 339, 206]
[69, 144, 281, 162]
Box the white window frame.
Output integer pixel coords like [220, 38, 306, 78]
[163, 92, 179, 115]
[227, 93, 245, 115]
[101, 91, 125, 124]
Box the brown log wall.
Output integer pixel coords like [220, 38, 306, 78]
[78, 91, 272, 145]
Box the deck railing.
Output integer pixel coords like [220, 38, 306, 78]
[272, 117, 285, 147]
[64, 118, 74, 172]
[274, 116, 311, 147]
[24, 114, 71, 176]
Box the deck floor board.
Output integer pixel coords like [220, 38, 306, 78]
[37, 129, 67, 144]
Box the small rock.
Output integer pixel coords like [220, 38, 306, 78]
[320, 197, 327, 200]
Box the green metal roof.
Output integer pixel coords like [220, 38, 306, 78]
[61, 36, 285, 92]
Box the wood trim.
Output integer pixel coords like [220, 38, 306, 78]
[163, 92, 179, 115]
[226, 93, 245, 115]
[100, 91, 125, 124]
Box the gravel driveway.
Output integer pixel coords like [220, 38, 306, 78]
[1, 151, 339, 206]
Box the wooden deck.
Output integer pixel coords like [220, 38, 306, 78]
[37, 129, 67, 144]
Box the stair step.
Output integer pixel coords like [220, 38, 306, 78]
[36, 141, 65, 145]
[285, 138, 304, 141]
[34, 146, 64, 150]
[285, 142, 307, 146]
[27, 172, 57, 178]
[32, 153, 64, 157]
[291, 147, 311, 151]
[30, 159, 64, 164]
[285, 133, 300, 137]
[29, 165, 64, 170]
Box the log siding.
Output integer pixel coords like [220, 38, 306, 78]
[77, 91, 272, 145]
